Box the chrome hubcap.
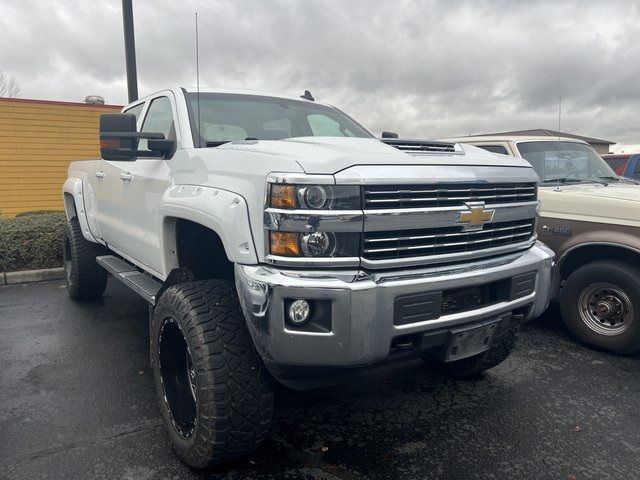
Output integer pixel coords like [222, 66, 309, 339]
[579, 283, 633, 336]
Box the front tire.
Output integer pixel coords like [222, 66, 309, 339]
[63, 218, 107, 300]
[151, 280, 273, 469]
[560, 260, 640, 354]
[423, 327, 518, 379]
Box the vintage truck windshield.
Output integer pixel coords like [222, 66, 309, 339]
[185, 93, 373, 146]
[517, 141, 618, 184]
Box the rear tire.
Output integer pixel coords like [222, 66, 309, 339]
[63, 218, 107, 300]
[151, 280, 273, 469]
[560, 260, 640, 354]
[423, 327, 518, 379]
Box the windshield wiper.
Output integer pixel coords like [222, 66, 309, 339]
[542, 178, 583, 184]
[598, 176, 620, 183]
[205, 140, 232, 147]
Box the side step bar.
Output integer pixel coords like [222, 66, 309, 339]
[96, 255, 162, 305]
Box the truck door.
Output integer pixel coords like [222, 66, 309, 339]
[113, 94, 175, 276]
[93, 102, 145, 252]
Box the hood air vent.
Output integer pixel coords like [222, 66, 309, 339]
[382, 138, 457, 153]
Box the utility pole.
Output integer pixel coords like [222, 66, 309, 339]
[122, 0, 138, 102]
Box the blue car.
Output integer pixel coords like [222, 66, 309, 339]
[603, 153, 640, 183]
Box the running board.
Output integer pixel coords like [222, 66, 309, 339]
[96, 255, 162, 305]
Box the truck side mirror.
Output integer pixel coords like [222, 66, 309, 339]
[99, 113, 174, 160]
[381, 131, 399, 139]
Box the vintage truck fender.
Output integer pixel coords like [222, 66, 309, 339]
[62, 177, 100, 244]
[159, 184, 259, 273]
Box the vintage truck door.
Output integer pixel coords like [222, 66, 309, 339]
[112, 94, 175, 277]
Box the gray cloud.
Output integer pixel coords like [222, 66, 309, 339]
[1, 0, 639, 143]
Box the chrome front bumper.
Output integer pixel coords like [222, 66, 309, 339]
[235, 242, 554, 369]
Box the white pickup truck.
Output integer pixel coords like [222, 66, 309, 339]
[62, 87, 553, 468]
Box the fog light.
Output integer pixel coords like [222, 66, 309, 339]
[301, 231, 335, 256]
[288, 299, 311, 325]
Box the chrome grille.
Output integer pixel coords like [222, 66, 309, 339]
[363, 218, 536, 261]
[364, 183, 537, 209]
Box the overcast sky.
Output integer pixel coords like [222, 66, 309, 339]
[1, 0, 639, 143]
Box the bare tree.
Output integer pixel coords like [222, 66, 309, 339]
[0, 68, 20, 97]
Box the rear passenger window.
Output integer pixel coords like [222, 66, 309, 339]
[478, 145, 509, 155]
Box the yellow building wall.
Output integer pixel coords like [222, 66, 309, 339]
[0, 97, 121, 217]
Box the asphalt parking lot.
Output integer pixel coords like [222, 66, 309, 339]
[1, 279, 639, 480]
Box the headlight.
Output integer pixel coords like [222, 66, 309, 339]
[270, 184, 360, 210]
[270, 231, 359, 258]
[298, 186, 329, 209]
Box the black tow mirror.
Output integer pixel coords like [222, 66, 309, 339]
[381, 131, 399, 139]
[147, 139, 176, 158]
[99, 113, 174, 160]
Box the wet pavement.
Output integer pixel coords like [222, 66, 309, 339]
[1, 279, 639, 480]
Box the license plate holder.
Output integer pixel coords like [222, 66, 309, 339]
[443, 319, 501, 362]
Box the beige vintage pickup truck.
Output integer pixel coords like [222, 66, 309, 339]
[444, 135, 640, 355]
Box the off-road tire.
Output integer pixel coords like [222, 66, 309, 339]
[560, 260, 640, 354]
[151, 280, 273, 469]
[423, 327, 518, 379]
[63, 218, 107, 300]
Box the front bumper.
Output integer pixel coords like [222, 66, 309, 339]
[235, 242, 554, 371]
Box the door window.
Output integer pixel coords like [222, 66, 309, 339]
[139, 96, 175, 150]
[123, 102, 145, 122]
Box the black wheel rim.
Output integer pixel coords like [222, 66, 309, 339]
[158, 318, 198, 438]
[63, 237, 73, 284]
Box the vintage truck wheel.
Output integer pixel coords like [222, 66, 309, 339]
[63, 218, 107, 300]
[423, 327, 518, 379]
[151, 280, 273, 468]
[560, 260, 640, 354]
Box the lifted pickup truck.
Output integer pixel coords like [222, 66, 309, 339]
[63, 88, 553, 468]
[447, 135, 640, 355]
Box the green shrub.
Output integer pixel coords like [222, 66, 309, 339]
[0, 211, 67, 272]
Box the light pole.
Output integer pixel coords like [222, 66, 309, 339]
[122, 0, 138, 103]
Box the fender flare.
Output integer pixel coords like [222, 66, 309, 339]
[159, 185, 258, 272]
[62, 178, 99, 243]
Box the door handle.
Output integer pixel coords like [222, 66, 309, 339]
[120, 172, 132, 182]
[95, 171, 105, 179]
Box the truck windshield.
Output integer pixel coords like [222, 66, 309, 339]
[516, 141, 619, 185]
[184, 93, 373, 146]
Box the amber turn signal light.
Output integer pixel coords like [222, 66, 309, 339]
[270, 185, 296, 208]
[270, 231, 300, 256]
[100, 138, 121, 148]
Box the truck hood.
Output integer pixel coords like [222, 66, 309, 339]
[219, 137, 532, 174]
[539, 182, 640, 224]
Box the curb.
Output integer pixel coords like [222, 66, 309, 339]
[2, 267, 65, 285]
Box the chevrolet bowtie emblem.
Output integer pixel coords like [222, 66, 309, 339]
[456, 202, 495, 231]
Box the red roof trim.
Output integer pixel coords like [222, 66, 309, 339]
[0, 96, 123, 109]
